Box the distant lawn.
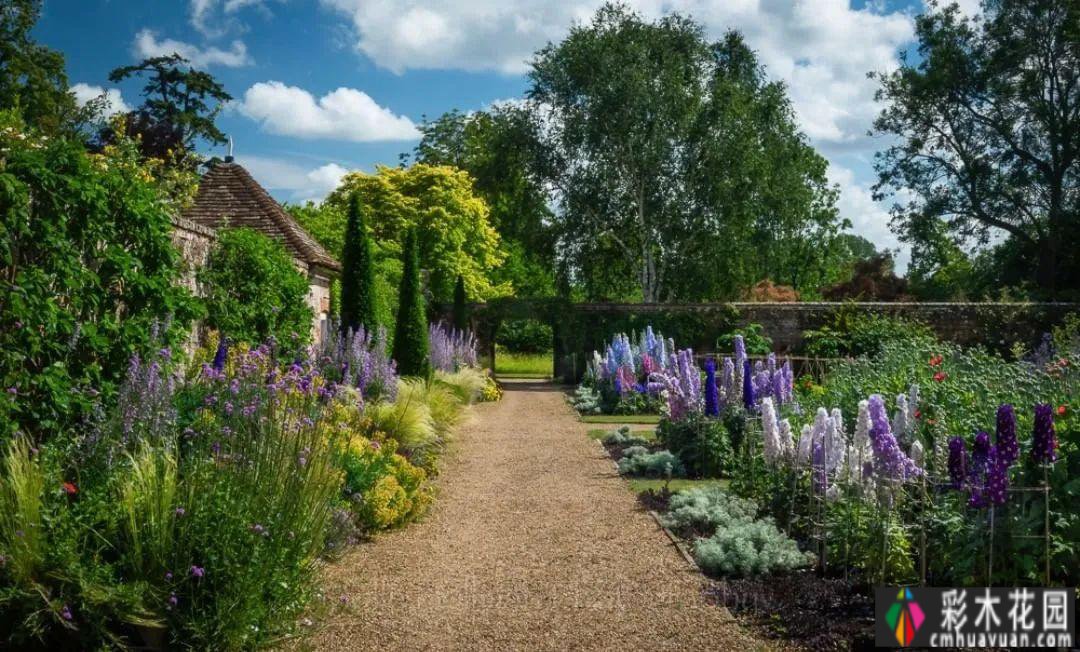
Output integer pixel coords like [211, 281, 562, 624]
[495, 351, 552, 377]
[587, 428, 656, 441]
[580, 414, 663, 424]
[627, 478, 730, 494]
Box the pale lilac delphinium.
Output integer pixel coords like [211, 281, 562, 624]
[761, 397, 783, 464]
[428, 322, 478, 372]
[650, 349, 702, 421]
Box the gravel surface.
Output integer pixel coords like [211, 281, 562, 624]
[306, 380, 768, 651]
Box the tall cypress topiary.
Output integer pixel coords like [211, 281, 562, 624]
[452, 274, 468, 331]
[392, 228, 430, 377]
[339, 193, 377, 334]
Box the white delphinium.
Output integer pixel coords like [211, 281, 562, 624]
[778, 418, 794, 460]
[761, 397, 783, 465]
[908, 384, 920, 423]
[824, 408, 846, 472]
[892, 394, 911, 439]
[797, 424, 813, 465]
[910, 439, 926, 470]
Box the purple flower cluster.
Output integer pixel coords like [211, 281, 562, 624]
[117, 348, 177, 440]
[649, 348, 702, 421]
[719, 336, 793, 409]
[867, 394, 922, 480]
[428, 322, 478, 372]
[960, 404, 1023, 508]
[1031, 403, 1058, 464]
[995, 404, 1019, 466]
[591, 326, 672, 396]
[317, 322, 398, 402]
[947, 437, 967, 489]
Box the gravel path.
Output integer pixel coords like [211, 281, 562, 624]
[307, 380, 767, 651]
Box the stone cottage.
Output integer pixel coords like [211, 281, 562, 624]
[176, 157, 341, 343]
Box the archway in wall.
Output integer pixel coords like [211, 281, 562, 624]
[493, 318, 554, 378]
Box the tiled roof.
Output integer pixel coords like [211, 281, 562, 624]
[181, 161, 341, 272]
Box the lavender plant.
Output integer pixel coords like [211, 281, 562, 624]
[429, 322, 479, 372]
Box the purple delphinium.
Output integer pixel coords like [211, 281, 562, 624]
[967, 431, 992, 508]
[867, 394, 921, 480]
[995, 404, 1019, 467]
[650, 348, 702, 421]
[212, 337, 228, 372]
[742, 359, 755, 411]
[947, 437, 967, 490]
[985, 449, 1009, 506]
[429, 322, 479, 372]
[703, 358, 719, 417]
[1031, 403, 1058, 464]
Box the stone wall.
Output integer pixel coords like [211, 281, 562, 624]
[170, 216, 215, 295]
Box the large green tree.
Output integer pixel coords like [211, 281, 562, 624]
[872, 0, 1080, 295]
[0, 0, 78, 134]
[411, 106, 556, 297]
[324, 164, 507, 302]
[102, 55, 231, 165]
[527, 5, 845, 301]
[339, 193, 378, 334]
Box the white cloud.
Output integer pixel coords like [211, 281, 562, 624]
[829, 165, 910, 272]
[71, 83, 131, 117]
[236, 81, 419, 142]
[133, 29, 252, 68]
[237, 156, 350, 201]
[190, 0, 278, 38]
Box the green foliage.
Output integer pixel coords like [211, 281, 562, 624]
[616, 446, 684, 477]
[528, 5, 846, 301]
[657, 413, 734, 477]
[412, 107, 555, 298]
[0, 1, 78, 134]
[0, 112, 195, 440]
[452, 275, 468, 331]
[0, 436, 44, 584]
[717, 324, 772, 355]
[365, 380, 438, 467]
[802, 311, 934, 358]
[392, 229, 431, 377]
[496, 319, 552, 353]
[872, 0, 1080, 294]
[199, 227, 313, 350]
[339, 193, 379, 333]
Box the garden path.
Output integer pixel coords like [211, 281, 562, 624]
[307, 380, 767, 651]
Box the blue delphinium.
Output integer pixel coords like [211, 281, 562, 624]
[704, 358, 719, 417]
[742, 359, 755, 410]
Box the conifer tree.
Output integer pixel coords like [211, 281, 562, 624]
[392, 228, 430, 376]
[452, 274, 468, 331]
[339, 193, 377, 334]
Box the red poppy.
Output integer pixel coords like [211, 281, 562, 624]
[914, 409, 922, 419]
[929, 355, 944, 367]
[61, 482, 77, 496]
[1057, 405, 1068, 417]
[933, 371, 947, 383]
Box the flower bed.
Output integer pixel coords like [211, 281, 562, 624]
[0, 325, 496, 649]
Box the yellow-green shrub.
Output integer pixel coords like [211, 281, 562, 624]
[337, 436, 431, 531]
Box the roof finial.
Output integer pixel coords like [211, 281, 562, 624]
[225, 135, 234, 163]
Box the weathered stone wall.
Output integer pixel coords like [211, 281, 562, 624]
[307, 267, 334, 346]
[170, 216, 215, 295]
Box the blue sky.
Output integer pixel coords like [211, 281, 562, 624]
[35, 0, 976, 270]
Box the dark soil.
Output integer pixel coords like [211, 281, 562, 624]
[636, 487, 673, 513]
[704, 571, 876, 651]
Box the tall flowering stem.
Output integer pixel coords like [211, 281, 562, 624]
[703, 358, 719, 417]
[428, 322, 478, 372]
[867, 394, 922, 481]
[1031, 403, 1058, 464]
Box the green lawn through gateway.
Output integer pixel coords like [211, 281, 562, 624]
[494, 351, 553, 377]
[587, 428, 656, 441]
[580, 414, 663, 424]
[627, 478, 730, 494]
